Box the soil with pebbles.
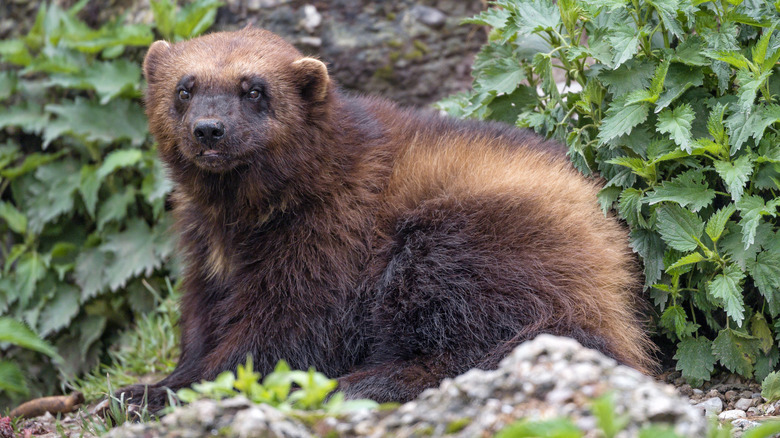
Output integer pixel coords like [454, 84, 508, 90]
[661, 370, 780, 436]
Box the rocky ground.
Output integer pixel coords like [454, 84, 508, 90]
[662, 370, 780, 436]
[12, 335, 780, 438]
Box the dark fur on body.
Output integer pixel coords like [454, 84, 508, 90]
[117, 28, 655, 410]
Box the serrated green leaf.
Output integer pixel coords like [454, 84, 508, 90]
[656, 205, 704, 252]
[657, 104, 695, 152]
[609, 25, 641, 67]
[0, 317, 60, 359]
[755, 347, 780, 384]
[725, 110, 754, 153]
[598, 101, 649, 144]
[736, 195, 778, 249]
[13, 251, 48, 309]
[38, 284, 80, 337]
[713, 155, 754, 202]
[597, 185, 622, 214]
[758, 134, 780, 163]
[674, 337, 715, 386]
[751, 25, 775, 67]
[174, 0, 222, 40]
[748, 252, 780, 317]
[532, 53, 559, 101]
[666, 252, 706, 272]
[142, 157, 173, 205]
[78, 315, 106, 357]
[672, 36, 709, 66]
[462, 8, 511, 28]
[713, 328, 759, 377]
[0, 151, 64, 180]
[655, 64, 704, 111]
[0, 201, 27, 234]
[607, 156, 654, 180]
[643, 169, 715, 212]
[706, 204, 737, 242]
[97, 149, 144, 180]
[79, 165, 100, 218]
[74, 246, 110, 301]
[647, 0, 683, 37]
[46, 59, 142, 104]
[505, 0, 562, 35]
[660, 305, 688, 338]
[630, 229, 665, 289]
[597, 60, 656, 96]
[708, 264, 746, 326]
[720, 221, 770, 270]
[0, 360, 29, 397]
[761, 371, 780, 402]
[97, 187, 136, 231]
[706, 102, 728, 145]
[0, 101, 49, 135]
[25, 161, 81, 233]
[101, 219, 164, 291]
[44, 98, 147, 147]
[708, 50, 752, 70]
[751, 313, 774, 354]
[618, 188, 645, 227]
[474, 57, 526, 95]
[736, 69, 771, 114]
[744, 105, 780, 153]
[63, 24, 153, 54]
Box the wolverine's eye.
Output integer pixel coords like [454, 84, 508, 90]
[178, 89, 191, 101]
[247, 89, 261, 100]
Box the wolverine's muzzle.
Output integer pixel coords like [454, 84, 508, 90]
[193, 119, 225, 148]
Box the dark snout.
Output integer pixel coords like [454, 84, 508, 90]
[193, 119, 225, 147]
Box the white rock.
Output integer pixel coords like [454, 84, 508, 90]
[694, 397, 723, 416]
[734, 397, 754, 411]
[718, 409, 746, 421]
[731, 418, 760, 430]
[409, 5, 447, 28]
[300, 5, 321, 33]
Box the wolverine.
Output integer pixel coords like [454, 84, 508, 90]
[117, 27, 654, 411]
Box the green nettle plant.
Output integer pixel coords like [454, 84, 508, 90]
[176, 357, 379, 414]
[0, 0, 220, 404]
[438, 0, 780, 384]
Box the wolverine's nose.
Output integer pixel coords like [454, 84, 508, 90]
[193, 119, 225, 146]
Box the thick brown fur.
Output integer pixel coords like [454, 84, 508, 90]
[117, 28, 655, 410]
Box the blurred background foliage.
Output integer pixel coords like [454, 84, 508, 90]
[0, 0, 220, 408]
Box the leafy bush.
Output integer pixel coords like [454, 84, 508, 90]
[438, 0, 780, 384]
[176, 358, 379, 414]
[0, 0, 219, 405]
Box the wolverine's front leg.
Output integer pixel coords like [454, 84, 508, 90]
[112, 276, 223, 413]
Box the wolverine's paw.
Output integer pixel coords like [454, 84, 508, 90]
[94, 384, 173, 420]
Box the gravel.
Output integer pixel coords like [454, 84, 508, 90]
[103, 335, 708, 438]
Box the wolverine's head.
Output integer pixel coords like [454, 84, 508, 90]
[143, 28, 331, 173]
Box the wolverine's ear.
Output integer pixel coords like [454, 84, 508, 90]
[291, 57, 330, 103]
[143, 40, 172, 83]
